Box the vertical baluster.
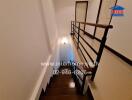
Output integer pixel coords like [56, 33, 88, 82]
[73, 21, 75, 36]
[71, 21, 72, 34]
[82, 74, 86, 95]
[77, 23, 80, 49]
[91, 26, 109, 81]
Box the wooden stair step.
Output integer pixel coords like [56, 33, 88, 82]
[45, 87, 80, 96]
[49, 75, 74, 88]
[40, 95, 88, 100]
[49, 80, 75, 88]
[52, 75, 73, 80]
[39, 66, 92, 100]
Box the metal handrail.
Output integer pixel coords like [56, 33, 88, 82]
[71, 21, 113, 94]
[72, 21, 113, 29]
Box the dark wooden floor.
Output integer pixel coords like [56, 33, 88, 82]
[39, 66, 88, 100]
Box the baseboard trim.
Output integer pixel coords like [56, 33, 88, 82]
[105, 45, 132, 66]
[29, 55, 52, 100]
[39, 76, 53, 100]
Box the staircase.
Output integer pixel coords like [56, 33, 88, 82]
[39, 66, 89, 100]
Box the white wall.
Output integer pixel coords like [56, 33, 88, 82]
[89, 49, 132, 100]
[95, 0, 116, 39]
[41, 0, 58, 50]
[107, 0, 132, 60]
[53, 0, 100, 36]
[0, 0, 58, 100]
[86, 0, 100, 35]
[85, 0, 132, 60]
[53, 0, 75, 37]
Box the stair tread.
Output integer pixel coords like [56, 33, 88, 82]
[51, 75, 73, 81]
[41, 95, 88, 100]
[45, 87, 80, 96]
[49, 75, 75, 88]
[39, 66, 89, 100]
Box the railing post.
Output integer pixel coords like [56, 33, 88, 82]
[77, 23, 80, 49]
[91, 27, 109, 81]
[81, 74, 86, 95]
[71, 21, 72, 34]
[71, 21, 73, 34]
[71, 21, 74, 35]
[73, 21, 75, 34]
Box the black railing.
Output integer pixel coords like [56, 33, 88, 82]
[70, 21, 113, 94]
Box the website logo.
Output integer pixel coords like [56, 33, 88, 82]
[111, 5, 125, 16]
